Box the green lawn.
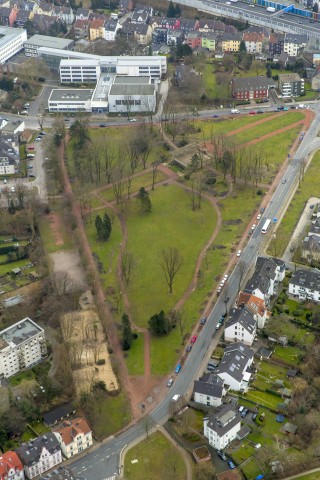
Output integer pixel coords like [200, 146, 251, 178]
[0, 258, 30, 276]
[268, 151, 320, 256]
[273, 345, 305, 366]
[125, 184, 217, 374]
[245, 389, 281, 410]
[291, 473, 320, 480]
[86, 393, 130, 440]
[241, 457, 264, 480]
[124, 431, 187, 480]
[124, 333, 145, 375]
[253, 360, 290, 390]
[230, 111, 304, 144]
[9, 369, 36, 386]
[39, 211, 74, 254]
[230, 440, 255, 464]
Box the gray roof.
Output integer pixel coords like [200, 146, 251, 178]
[201, 32, 218, 41]
[303, 234, 320, 252]
[221, 32, 242, 42]
[216, 342, 253, 382]
[40, 466, 84, 480]
[233, 76, 269, 92]
[43, 402, 76, 426]
[237, 424, 251, 439]
[226, 307, 256, 334]
[289, 269, 320, 291]
[246, 25, 270, 36]
[109, 84, 154, 96]
[206, 405, 240, 436]
[244, 256, 280, 295]
[198, 18, 225, 31]
[104, 19, 118, 31]
[133, 22, 150, 35]
[49, 89, 93, 102]
[24, 34, 73, 50]
[193, 373, 224, 398]
[309, 221, 320, 236]
[16, 433, 61, 467]
[114, 76, 150, 84]
[284, 33, 308, 45]
[0, 317, 42, 349]
[278, 73, 302, 82]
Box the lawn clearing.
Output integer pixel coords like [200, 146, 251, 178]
[124, 431, 187, 480]
[0, 259, 30, 276]
[273, 345, 305, 366]
[290, 473, 320, 480]
[39, 211, 73, 254]
[268, 151, 320, 256]
[246, 389, 281, 410]
[241, 457, 264, 480]
[230, 440, 255, 464]
[124, 333, 145, 375]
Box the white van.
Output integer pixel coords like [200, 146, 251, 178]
[231, 109, 240, 114]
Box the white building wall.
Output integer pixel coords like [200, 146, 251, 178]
[217, 372, 241, 391]
[24, 449, 62, 479]
[289, 282, 320, 302]
[204, 419, 241, 450]
[0, 28, 27, 64]
[0, 161, 15, 175]
[108, 92, 156, 113]
[54, 431, 93, 459]
[224, 323, 255, 346]
[194, 391, 222, 407]
[60, 63, 101, 83]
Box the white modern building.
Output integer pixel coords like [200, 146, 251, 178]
[0, 318, 47, 378]
[48, 89, 94, 113]
[288, 269, 320, 302]
[0, 27, 27, 65]
[60, 59, 102, 84]
[204, 406, 241, 450]
[224, 307, 257, 346]
[108, 76, 156, 113]
[24, 35, 74, 57]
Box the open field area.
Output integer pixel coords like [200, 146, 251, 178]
[124, 431, 187, 480]
[268, 150, 320, 256]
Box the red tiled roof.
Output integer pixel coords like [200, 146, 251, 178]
[0, 451, 23, 479]
[54, 418, 91, 446]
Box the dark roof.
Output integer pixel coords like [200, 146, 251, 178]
[226, 307, 256, 334]
[303, 234, 320, 252]
[284, 33, 308, 44]
[216, 342, 253, 382]
[43, 403, 76, 426]
[244, 256, 280, 295]
[233, 76, 269, 92]
[134, 22, 149, 35]
[104, 19, 118, 31]
[237, 424, 251, 439]
[179, 17, 197, 31]
[75, 7, 89, 16]
[16, 434, 61, 467]
[198, 18, 225, 31]
[201, 32, 218, 40]
[246, 25, 270, 37]
[206, 405, 240, 436]
[287, 369, 298, 378]
[289, 269, 320, 291]
[193, 373, 224, 398]
[221, 32, 242, 42]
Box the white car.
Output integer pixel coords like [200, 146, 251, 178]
[257, 214, 261, 221]
[236, 250, 242, 257]
[251, 224, 256, 230]
[172, 394, 181, 403]
[11, 187, 15, 192]
[224, 274, 229, 281]
[27, 154, 34, 158]
[35, 137, 41, 141]
[220, 280, 225, 287]
[130, 118, 137, 122]
[216, 323, 221, 330]
[167, 378, 174, 387]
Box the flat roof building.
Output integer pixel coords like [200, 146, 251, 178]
[48, 89, 94, 113]
[0, 26, 27, 65]
[24, 34, 74, 57]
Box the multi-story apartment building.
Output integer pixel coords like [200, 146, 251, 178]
[0, 318, 46, 378]
[16, 434, 62, 479]
[278, 73, 304, 97]
[0, 27, 27, 65]
[53, 418, 92, 459]
[0, 451, 24, 480]
[289, 269, 320, 302]
[232, 76, 269, 100]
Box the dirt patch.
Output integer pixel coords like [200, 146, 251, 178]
[48, 212, 64, 246]
[50, 250, 88, 291]
[61, 310, 118, 394]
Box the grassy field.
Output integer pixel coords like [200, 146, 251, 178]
[124, 333, 145, 375]
[273, 344, 305, 366]
[87, 393, 130, 440]
[241, 457, 264, 480]
[268, 151, 320, 256]
[124, 431, 187, 480]
[39, 211, 74, 254]
[0, 258, 31, 276]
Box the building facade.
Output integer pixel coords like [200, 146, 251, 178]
[278, 73, 304, 97]
[204, 406, 241, 450]
[16, 434, 62, 479]
[53, 418, 92, 459]
[0, 27, 27, 65]
[0, 318, 46, 378]
[193, 374, 226, 407]
[232, 76, 269, 100]
[24, 34, 74, 57]
[288, 269, 320, 302]
[0, 451, 24, 480]
[224, 307, 257, 346]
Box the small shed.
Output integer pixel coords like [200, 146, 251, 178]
[282, 388, 292, 399]
[11, 267, 21, 276]
[43, 402, 76, 426]
[256, 347, 272, 360]
[275, 379, 284, 388]
[287, 369, 298, 379]
[282, 422, 297, 435]
[192, 446, 211, 463]
[3, 295, 23, 308]
[279, 336, 288, 347]
[236, 424, 251, 440]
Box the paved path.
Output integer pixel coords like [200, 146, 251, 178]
[282, 467, 320, 480]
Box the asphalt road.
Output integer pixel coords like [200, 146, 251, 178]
[67, 105, 320, 479]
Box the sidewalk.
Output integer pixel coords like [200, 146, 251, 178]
[281, 467, 320, 480]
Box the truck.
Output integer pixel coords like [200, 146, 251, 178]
[266, 6, 276, 12]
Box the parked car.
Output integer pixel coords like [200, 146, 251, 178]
[257, 109, 263, 114]
[172, 394, 181, 403]
[200, 316, 207, 325]
[260, 207, 265, 213]
[100, 123, 107, 127]
[217, 450, 227, 461]
[27, 146, 34, 150]
[252, 412, 258, 421]
[186, 344, 192, 353]
[236, 249, 242, 257]
[39, 131, 46, 136]
[228, 460, 236, 469]
[27, 154, 34, 158]
[216, 323, 221, 330]
[28, 174, 36, 177]
[167, 378, 174, 387]
[191, 335, 197, 343]
[281, 178, 286, 184]
[249, 111, 256, 115]
[224, 274, 229, 281]
[27, 165, 33, 169]
[251, 224, 256, 231]
[129, 118, 137, 122]
[257, 214, 261, 220]
[238, 405, 244, 413]
[241, 408, 249, 418]
[35, 137, 41, 141]
[175, 364, 182, 373]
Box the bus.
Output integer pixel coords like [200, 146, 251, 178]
[261, 219, 271, 234]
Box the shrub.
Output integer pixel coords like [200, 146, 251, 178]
[96, 359, 106, 365]
[107, 346, 113, 354]
[257, 189, 263, 195]
[293, 310, 302, 317]
[285, 308, 290, 314]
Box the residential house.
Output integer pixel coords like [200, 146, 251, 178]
[131, 5, 152, 23]
[167, 29, 184, 45]
[273, 51, 289, 68]
[119, 0, 133, 12]
[0, 131, 19, 175]
[246, 25, 270, 38]
[43, 403, 76, 427]
[15, 10, 31, 27]
[32, 14, 57, 33]
[204, 405, 241, 450]
[75, 7, 90, 20]
[152, 27, 167, 44]
[284, 33, 308, 57]
[243, 32, 264, 54]
[133, 22, 152, 44]
[232, 76, 269, 100]
[74, 18, 89, 39]
[0, 451, 24, 480]
[89, 18, 105, 41]
[148, 15, 163, 31]
[16, 434, 62, 479]
[185, 32, 201, 49]
[278, 72, 304, 97]
[120, 21, 135, 41]
[198, 18, 225, 33]
[88, 12, 106, 21]
[0, 7, 14, 26]
[237, 292, 270, 329]
[311, 71, 320, 90]
[288, 269, 320, 302]
[104, 19, 121, 41]
[221, 32, 242, 52]
[215, 342, 254, 392]
[269, 32, 285, 56]
[201, 32, 217, 51]
[180, 17, 198, 33]
[243, 256, 285, 300]
[53, 418, 92, 459]
[193, 373, 226, 407]
[224, 307, 257, 346]
[53, 6, 74, 25]
[302, 234, 320, 262]
[36, 2, 54, 16]
[0, 317, 46, 377]
[160, 17, 180, 30]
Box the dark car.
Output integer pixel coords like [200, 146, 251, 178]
[213, 115, 219, 118]
[200, 316, 207, 325]
[228, 461, 236, 469]
[241, 408, 249, 418]
[186, 344, 192, 353]
[257, 109, 263, 114]
[217, 450, 227, 461]
[260, 207, 265, 213]
[100, 123, 107, 127]
[310, 204, 315, 209]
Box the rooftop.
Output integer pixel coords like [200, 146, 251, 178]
[0, 26, 25, 48]
[49, 89, 94, 102]
[114, 75, 150, 84]
[16, 433, 61, 467]
[226, 307, 256, 334]
[206, 405, 240, 436]
[289, 269, 320, 290]
[109, 84, 155, 96]
[0, 317, 43, 349]
[25, 34, 73, 50]
[278, 72, 302, 82]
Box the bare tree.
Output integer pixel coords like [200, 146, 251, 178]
[188, 175, 203, 211]
[121, 249, 134, 285]
[237, 260, 247, 293]
[169, 309, 186, 344]
[159, 247, 183, 294]
[112, 174, 125, 205]
[221, 285, 230, 317]
[142, 414, 155, 439]
[151, 160, 161, 190]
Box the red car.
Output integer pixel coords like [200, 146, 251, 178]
[249, 111, 256, 115]
[191, 335, 197, 343]
[27, 145, 35, 150]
